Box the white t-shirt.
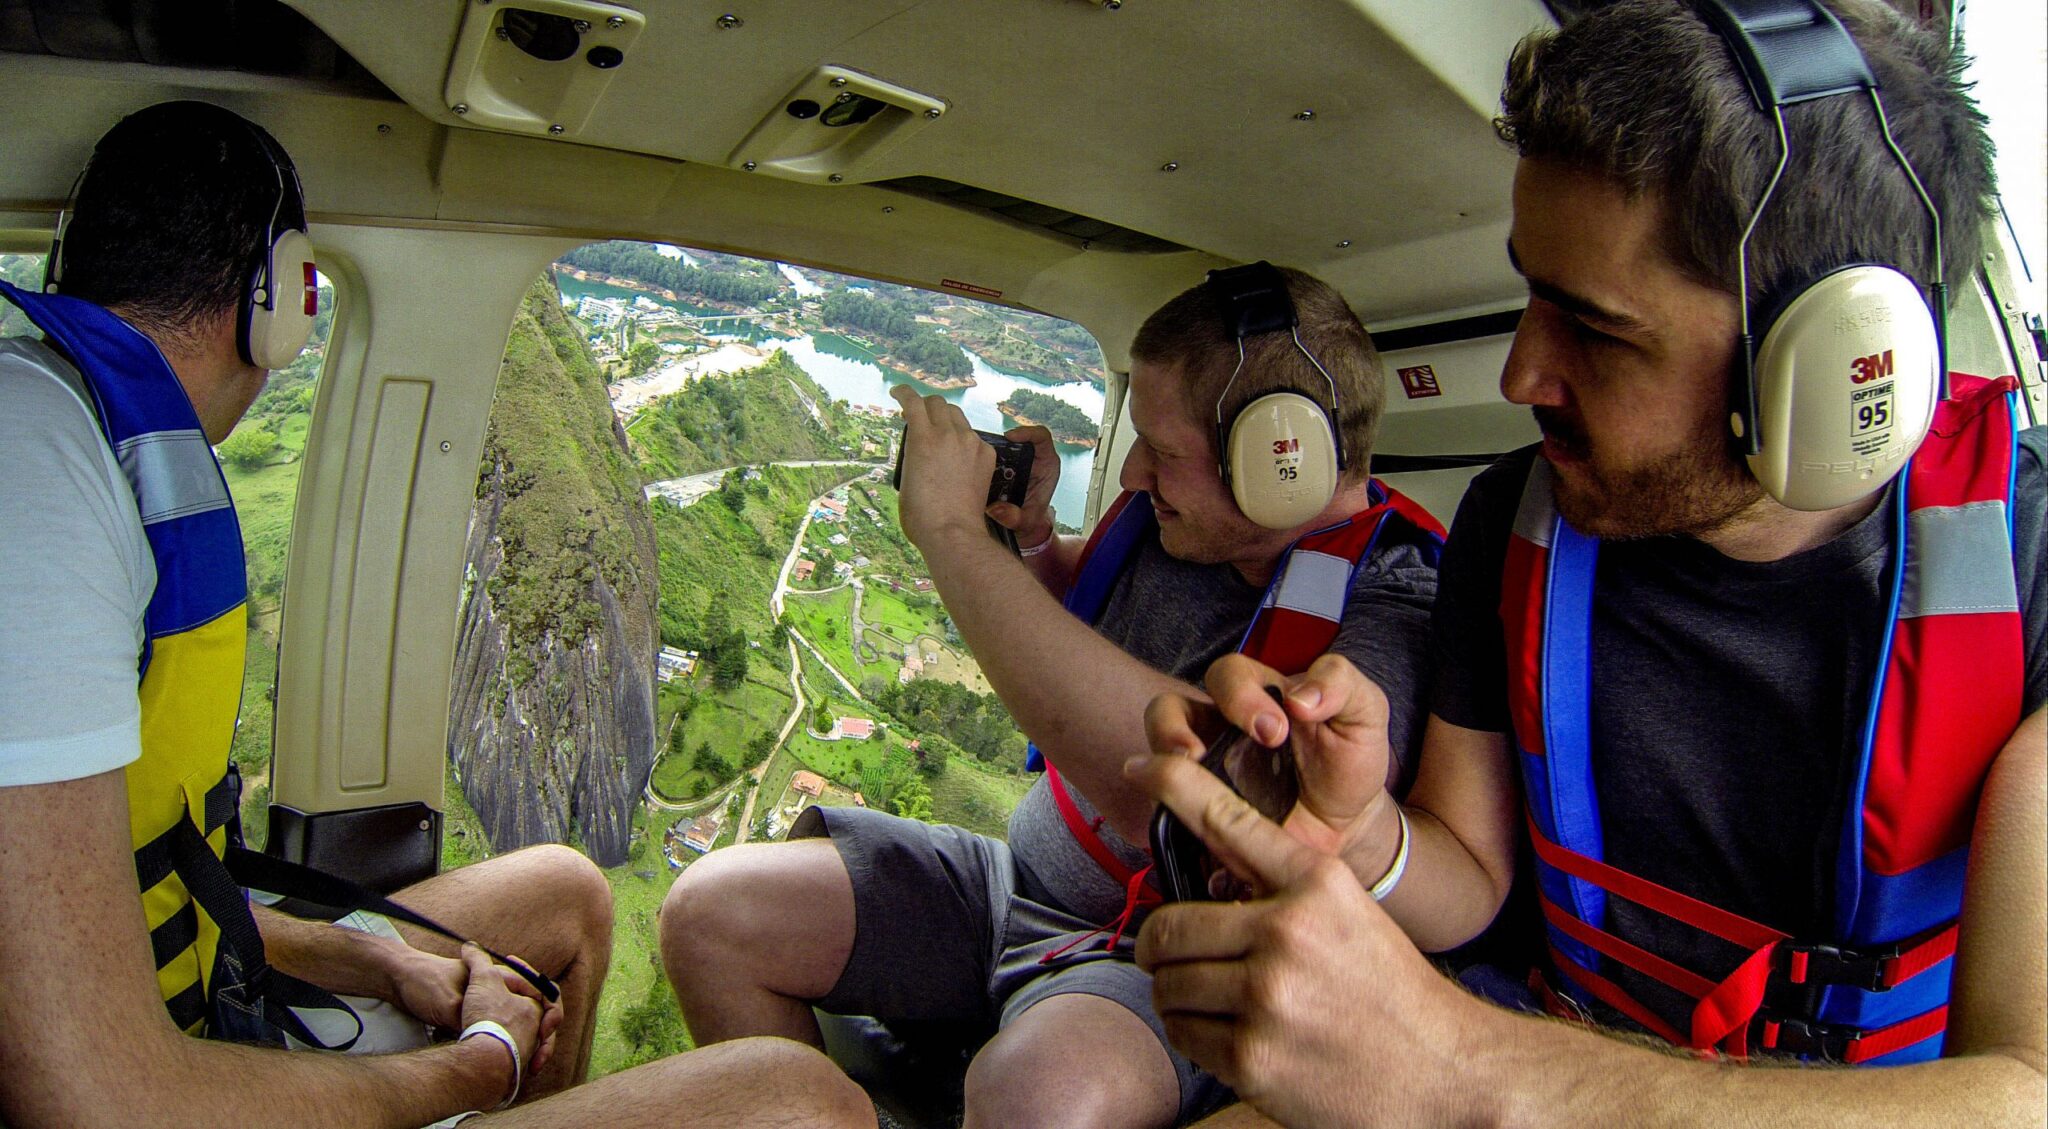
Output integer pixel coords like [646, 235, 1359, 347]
[0, 337, 154, 786]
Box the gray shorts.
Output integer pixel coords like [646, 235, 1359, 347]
[795, 805, 1231, 1123]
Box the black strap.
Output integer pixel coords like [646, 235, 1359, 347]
[1206, 261, 1298, 339]
[226, 846, 560, 1003]
[168, 817, 364, 1051]
[1695, 0, 1879, 110]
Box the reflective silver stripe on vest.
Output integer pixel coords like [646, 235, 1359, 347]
[115, 429, 232, 525]
[1264, 549, 1353, 621]
[1899, 500, 2019, 619]
[1512, 458, 1557, 546]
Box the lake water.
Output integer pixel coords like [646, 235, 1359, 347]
[556, 271, 1105, 522]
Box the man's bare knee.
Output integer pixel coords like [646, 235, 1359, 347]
[659, 839, 848, 971]
[964, 997, 1176, 1129]
[508, 843, 613, 947]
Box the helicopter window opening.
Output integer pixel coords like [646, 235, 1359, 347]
[449, 241, 1108, 1074]
[212, 269, 336, 849]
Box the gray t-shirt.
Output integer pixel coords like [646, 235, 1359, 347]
[0, 338, 153, 787]
[1432, 436, 2047, 1033]
[1008, 509, 1440, 921]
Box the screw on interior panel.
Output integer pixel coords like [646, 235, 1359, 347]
[496, 25, 511, 39]
[419, 819, 432, 830]
[835, 91, 856, 103]
[377, 123, 392, 135]
[1294, 110, 1315, 121]
[573, 19, 591, 31]
[716, 13, 743, 29]
[607, 15, 625, 28]
[742, 160, 758, 171]
[1104, 0, 1122, 8]
[882, 206, 895, 213]
[828, 173, 845, 183]
[452, 103, 470, 115]
[924, 108, 942, 119]
[549, 123, 565, 134]
[1336, 239, 1352, 248]
[830, 76, 849, 87]
[1160, 161, 1179, 172]
[440, 441, 452, 452]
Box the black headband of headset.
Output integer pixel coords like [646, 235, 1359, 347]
[1695, 0, 1878, 111]
[1206, 261, 1298, 339]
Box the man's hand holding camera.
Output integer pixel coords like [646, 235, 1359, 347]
[1143, 653, 1407, 883]
[1128, 721, 1487, 1129]
[889, 383, 1058, 555]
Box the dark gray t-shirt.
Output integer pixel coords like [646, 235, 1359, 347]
[1432, 433, 2048, 1032]
[1008, 507, 1440, 921]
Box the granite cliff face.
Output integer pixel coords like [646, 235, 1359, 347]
[447, 276, 658, 866]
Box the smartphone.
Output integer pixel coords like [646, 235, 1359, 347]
[891, 427, 1034, 553]
[1148, 687, 1300, 902]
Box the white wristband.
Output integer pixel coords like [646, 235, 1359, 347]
[1017, 532, 1056, 557]
[1369, 806, 1411, 902]
[459, 1019, 522, 1110]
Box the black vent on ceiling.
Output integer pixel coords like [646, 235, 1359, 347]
[882, 176, 1188, 254]
[0, 0, 395, 97]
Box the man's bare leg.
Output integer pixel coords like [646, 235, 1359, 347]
[479, 1035, 876, 1128]
[387, 844, 613, 1095]
[657, 838, 856, 1047]
[962, 994, 1180, 1129]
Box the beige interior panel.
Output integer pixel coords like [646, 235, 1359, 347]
[270, 225, 578, 814]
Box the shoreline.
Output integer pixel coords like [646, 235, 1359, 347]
[996, 404, 1100, 449]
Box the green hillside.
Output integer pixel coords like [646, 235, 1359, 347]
[475, 277, 655, 651]
[627, 351, 850, 478]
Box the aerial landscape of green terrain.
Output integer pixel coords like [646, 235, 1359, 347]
[156, 242, 1099, 1077]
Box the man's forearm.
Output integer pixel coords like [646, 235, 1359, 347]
[1471, 1009, 2045, 1129]
[1018, 531, 1083, 598]
[253, 901, 403, 1001]
[921, 525, 1190, 840]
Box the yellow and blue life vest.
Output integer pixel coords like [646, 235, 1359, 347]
[0, 278, 351, 1046]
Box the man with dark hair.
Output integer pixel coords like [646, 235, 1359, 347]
[1133, 3, 2044, 1125]
[0, 102, 873, 1128]
[660, 267, 1442, 1127]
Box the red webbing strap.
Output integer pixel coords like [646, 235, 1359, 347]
[1547, 945, 1690, 1048]
[1883, 925, 1959, 987]
[1045, 761, 1150, 891]
[1526, 814, 1786, 950]
[1844, 1006, 1949, 1064]
[1539, 895, 1717, 999]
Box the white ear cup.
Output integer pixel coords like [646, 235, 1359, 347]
[1225, 391, 1340, 529]
[1746, 265, 1938, 512]
[245, 227, 318, 370]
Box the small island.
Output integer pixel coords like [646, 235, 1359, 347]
[998, 389, 1100, 448]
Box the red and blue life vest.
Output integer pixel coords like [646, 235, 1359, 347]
[1034, 483, 1445, 911]
[1502, 373, 2025, 1065]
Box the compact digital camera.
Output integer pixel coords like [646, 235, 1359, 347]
[892, 428, 1035, 553]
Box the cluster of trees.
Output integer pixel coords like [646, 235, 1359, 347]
[561, 241, 784, 306]
[999, 389, 1099, 442]
[869, 679, 1025, 770]
[857, 743, 935, 820]
[820, 292, 970, 380]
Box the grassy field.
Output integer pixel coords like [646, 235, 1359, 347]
[649, 674, 791, 799]
[863, 584, 947, 646]
[930, 757, 1035, 840]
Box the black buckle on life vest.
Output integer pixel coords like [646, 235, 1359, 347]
[1778, 941, 1897, 992]
[1754, 1011, 1860, 1062]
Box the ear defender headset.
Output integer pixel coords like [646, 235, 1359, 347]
[45, 101, 319, 371]
[1699, 0, 1947, 512]
[1205, 261, 1345, 529]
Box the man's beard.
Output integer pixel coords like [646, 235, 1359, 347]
[1536, 407, 1763, 539]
